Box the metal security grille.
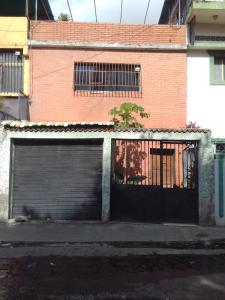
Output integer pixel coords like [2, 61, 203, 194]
[74, 62, 141, 97]
[0, 50, 24, 94]
[111, 139, 199, 224]
[12, 139, 103, 221]
[112, 140, 198, 189]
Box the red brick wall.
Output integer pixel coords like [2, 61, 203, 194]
[30, 21, 186, 45]
[30, 48, 187, 128]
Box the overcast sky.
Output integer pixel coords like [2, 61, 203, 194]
[48, 0, 165, 24]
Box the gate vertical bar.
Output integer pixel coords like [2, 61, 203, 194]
[160, 141, 164, 220]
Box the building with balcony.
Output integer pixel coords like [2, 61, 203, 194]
[160, 0, 225, 226]
[160, 0, 225, 139]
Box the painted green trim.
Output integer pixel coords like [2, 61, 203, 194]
[218, 155, 224, 218]
[191, 42, 225, 50]
[189, 45, 225, 51]
[209, 54, 225, 85]
[193, 1, 225, 10]
[213, 138, 225, 143]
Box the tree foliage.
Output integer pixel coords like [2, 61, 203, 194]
[109, 102, 150, 128]
[58, 13, 71, 21]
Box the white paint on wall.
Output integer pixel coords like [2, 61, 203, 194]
[187, 50, 225, 138]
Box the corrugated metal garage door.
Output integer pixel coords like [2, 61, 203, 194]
[11, 139, 103, 220]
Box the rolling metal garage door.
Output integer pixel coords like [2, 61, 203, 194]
[11, 139, 103, 220]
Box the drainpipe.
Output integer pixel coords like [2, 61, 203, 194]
[25, 0, 29, 17]
[35, 0, 38, 20]
[178, 0, 181, 25]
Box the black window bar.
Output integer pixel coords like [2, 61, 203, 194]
[74, 62, 142, 97]
[0, 50, 24, 94]
[112, 140, 198, 190]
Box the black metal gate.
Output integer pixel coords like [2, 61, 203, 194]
[111, 140, 198, 224]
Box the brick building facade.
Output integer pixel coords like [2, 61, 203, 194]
[29, 21, 187, 128]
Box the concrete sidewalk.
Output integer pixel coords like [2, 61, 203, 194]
[0, 222, 225, 257]
[0, 221, 224, 243]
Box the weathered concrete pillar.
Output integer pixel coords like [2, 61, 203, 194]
[101, 137, 111, 222]
[0, 126, 10, 221]
[198, 134, 215, 225]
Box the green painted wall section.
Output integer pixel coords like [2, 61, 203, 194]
[193, 1, 225, 10]
[189, 43, 225, 51]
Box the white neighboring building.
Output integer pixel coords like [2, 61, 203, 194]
[160, 0, 225, 225]
[187, 50, 225, 138]
[186, 1, 225, 138]
[186, 0, 225, 226]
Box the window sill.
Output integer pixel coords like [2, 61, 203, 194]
[0, 92, 26, 97]
[210, 81, 225, 86]
[74, 90, 142, 98]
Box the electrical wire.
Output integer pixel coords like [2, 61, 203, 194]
[93, 0, 98, 22]
[66, 0, 74, 21]
[40, 0, 51, 20]
[144, 0, 151, 24]
[120, 0, 123, 23]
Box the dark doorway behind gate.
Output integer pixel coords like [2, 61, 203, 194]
[111, 140, 198, 224]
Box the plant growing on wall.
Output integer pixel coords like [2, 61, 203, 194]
[58, 13, 71, 21]
[109, 102, 150, 128]
[186, 121, 200, 129]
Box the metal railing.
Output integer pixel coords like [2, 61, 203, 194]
[74, 62, 142, 98]
[0, 50, 24, 94]
[112, 140, 198, 189]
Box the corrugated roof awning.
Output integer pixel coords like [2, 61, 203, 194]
[1, 120, 210, 134]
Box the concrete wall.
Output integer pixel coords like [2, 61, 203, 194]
[198, 133, 215, 225]
[0, 126, 214, 225]
[0, 126, 10, 220]
[187, 50, 225, 138]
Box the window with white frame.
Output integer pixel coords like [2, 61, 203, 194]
[210, 54, 225, 85]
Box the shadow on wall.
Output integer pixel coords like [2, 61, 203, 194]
[113, 140, 147, 184]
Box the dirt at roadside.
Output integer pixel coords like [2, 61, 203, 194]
[0, 255, 225, 300]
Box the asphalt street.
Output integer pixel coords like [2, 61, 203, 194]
[0, 254, 225, 300]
